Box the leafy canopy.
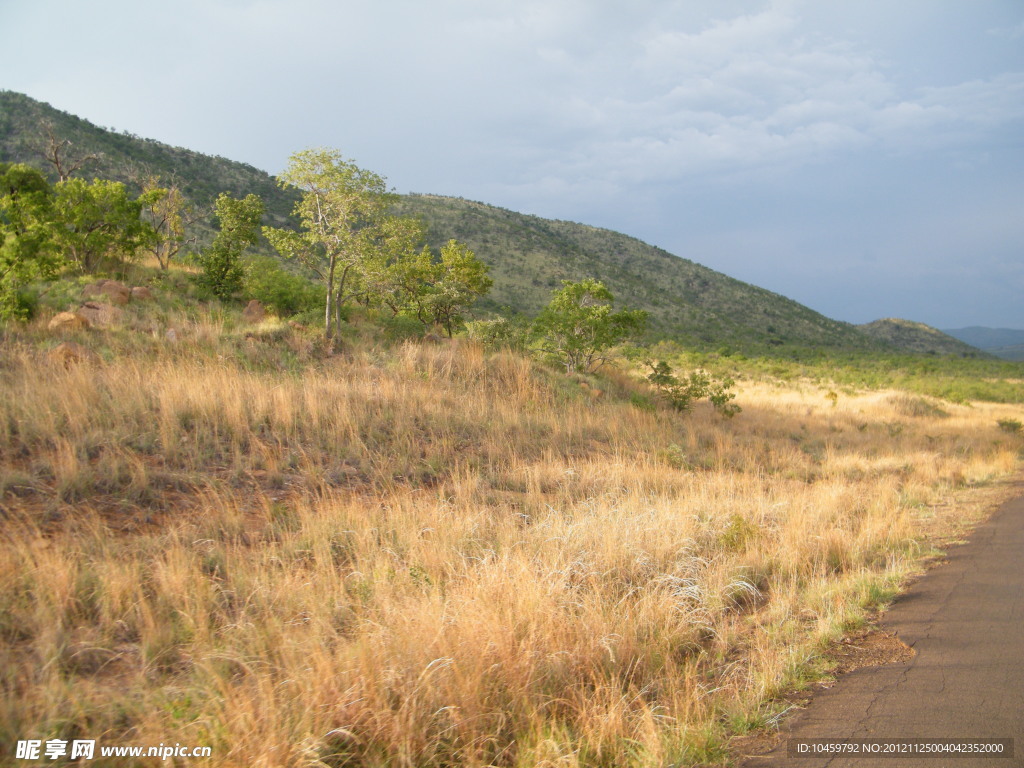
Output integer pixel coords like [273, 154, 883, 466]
[421, 239, 492, 337]
[51, 177, 159, 273]
[534, 278, 647, 373]
[0, 163, 60, 319]
[646, 360, 741, 417]
[197, 192, 265, 300]
[264, 148, 399, 340]
[141, 176, 197, 271]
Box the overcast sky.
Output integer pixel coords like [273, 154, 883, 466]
[2, 0, 1022, 328]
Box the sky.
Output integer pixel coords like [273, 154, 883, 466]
[1, 0, 1022, 329]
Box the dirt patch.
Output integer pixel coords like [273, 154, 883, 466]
[824, 628, 915, 676]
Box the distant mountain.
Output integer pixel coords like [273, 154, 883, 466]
[942, 327, 1024, 361]
[0, 90, 964, 354]
[858, 319, 986, 357]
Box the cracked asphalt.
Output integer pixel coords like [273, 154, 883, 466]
[741, 491, 1024, 768]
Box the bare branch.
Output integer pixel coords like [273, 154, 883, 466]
[39, 120, 103, 182]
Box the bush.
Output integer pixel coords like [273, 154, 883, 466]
[466, 316, 531, 351]
[534, 279, 646, 373]
[646, 360, 741, 417]
[244, 256, 322, 317]
[0, 285, 38, 321]
[997, 418, 1023, 435]
[379, 314, 425, 343]
[889, 394, 950, 419]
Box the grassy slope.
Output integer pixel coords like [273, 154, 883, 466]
[4, 90, 897, 354]
[2, 280, 1022, 766]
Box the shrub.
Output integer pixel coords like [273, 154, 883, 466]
[646, 360, 741, 417]
[997, 418, 1023, 435]
[244, 256, 322, 317]
[534, 279, 646, 373]
[466, 316, 531, 351]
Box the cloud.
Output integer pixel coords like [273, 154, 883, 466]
[466, 2, 1024, 209]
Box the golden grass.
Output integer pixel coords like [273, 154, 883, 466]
[1, 334, 1021, 766]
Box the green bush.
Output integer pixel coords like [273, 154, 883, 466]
[244, 256, 322, 317]
[379, 313, 425, 343]
[466, 316, 531, 351]
[646, 360, 741, 417]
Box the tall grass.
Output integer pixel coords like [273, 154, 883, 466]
[1, 331, 1021, 766]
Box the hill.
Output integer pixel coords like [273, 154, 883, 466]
[942, 327, 1024, 361]
[393, 194, 881, 350]
[0, 90, 959, 354]
[0, 90, 297, 231]
[857, 318, 986, 357]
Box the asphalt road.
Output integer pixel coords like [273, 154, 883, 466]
[741, 490, 1024, 768]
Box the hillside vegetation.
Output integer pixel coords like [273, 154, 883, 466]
[1, 90, 943, 355]
[0, 90, 297, 233]
[395, 195, 876, 351]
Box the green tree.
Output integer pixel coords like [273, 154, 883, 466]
[366, 242, 434, 319]
[534, 279, 647, 373]
[0, 163, 61, 319]
[264, 148, 401, 341]
[197, 192, 264, 300]
[52, 177, 158, 273]
[419, 239, 492, 336]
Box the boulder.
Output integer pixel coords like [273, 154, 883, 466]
[83, 280, 131, 305]
[242, 299, 266, 324]
[130, 286, 154, 301]
[75, 302, 123, 327]
[48, 311, 90, 332]
[48, 341, 98, 367]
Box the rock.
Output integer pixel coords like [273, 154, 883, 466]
[242, 299, 266, 324]
[75, 302, 123, 327]
[165, 328, 178, 343]
[48, 311, 90, 332]
[83, 280, 131, 306]
[48, 341, 98, 367]
[130, 286, 154, 301]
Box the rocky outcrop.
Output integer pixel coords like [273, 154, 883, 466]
[75, 302, 123, 327]
[48, 311, 90, 332]
[83, 280, 131, 306]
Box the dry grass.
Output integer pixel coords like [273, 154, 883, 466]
[1, 330, 1021, 766]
